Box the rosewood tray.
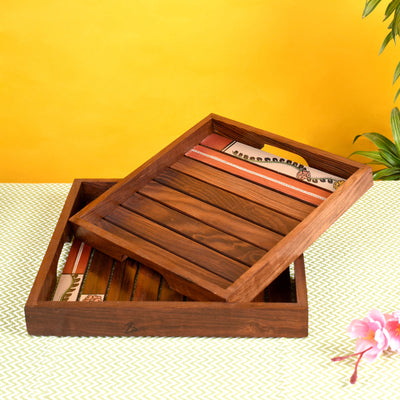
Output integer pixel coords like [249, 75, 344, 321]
[69, 114, 373, 302]
[25, 179, 308, 338]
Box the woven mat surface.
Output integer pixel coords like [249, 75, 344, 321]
[1, 182, 400, 399]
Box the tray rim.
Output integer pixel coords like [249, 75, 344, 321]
[68, 115, 373, 302]
[25, 179, 308, 338]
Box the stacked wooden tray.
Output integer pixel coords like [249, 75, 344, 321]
[25, 114, 373, 337]
[25, 179, 308, 337]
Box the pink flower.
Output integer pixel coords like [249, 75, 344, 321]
[332, 310, 390, 384]
[347, 309, 390, 362]
[386, 311, 400, 351]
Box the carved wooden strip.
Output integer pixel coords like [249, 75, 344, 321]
[106, 259, 138, 301]
[186, 145, 329, 206]
[104, 206, 249, 282]
[52, 240, 92, 302]
[201, 133, 346, 192]
[155, 168, 299, 235]
[96, 218, 232, 294]
[139, 181, 283, 250]
[212, 117, 360, 177]
[171, 157, 314, 221]
[122, 193, 266, 266]
[132, 265, 161, 301]
[80, 250, 114, 302]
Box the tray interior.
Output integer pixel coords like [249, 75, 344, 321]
[70, 114, 372, 302]
[53, 238, 296, 304]
[25, 179, 309, 338]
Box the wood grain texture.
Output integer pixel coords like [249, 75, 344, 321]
[25, 179, 309, 338]
[123, 193, 265, 266]
[139, 181, 283, 250]
[186, 145, 329, 205]
[106, 259, 138, 301]
[211, 115, 363, 178]
[80, 250, 113, 300]
[226, 166, 373, 302]
[104, 206, 249, 282]
[171, 157, 314, 221]
[95, 218, 232, 296]
[155, 168, 299, 235]
[26, 301, 308, 338]
[158, 278, 184, 301]
[68, 115, 372, 303]
[132, 265, 161, 301]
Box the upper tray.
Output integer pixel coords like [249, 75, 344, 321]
[69, 114, 372, 302]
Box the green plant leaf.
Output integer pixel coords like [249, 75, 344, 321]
[394, 88, 400, 103]
[391, 107, 400, 151]
[379, 148, 400, 166]
[353, 132, 399, 156]
[379, 173, 400, 179]
[373, 167, 400, 179]
[394, 62, 400, 84]
[392, 8, 400, 41]
[384, 0, 400, 20]
[349, 150, 390, 166]
[363, 0, 382, 17]
[380, 31, 393, 53]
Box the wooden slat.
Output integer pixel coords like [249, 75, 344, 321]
[104, 206, 248, 282]
[158, 278, 184, 301]
[96, 218, 232, 293]
[186, 145, 329, 206]
[122, 194, 265, 266]
[139, 181, 283, 249]
[171, 157, 314, 221]
[132, 265, 161, 301]
[106, 258, 138, 301]
[80, 250, 114, 301]
[155, 168, 299, 235]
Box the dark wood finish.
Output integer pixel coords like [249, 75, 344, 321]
[158, 278, 184, 301]
[154, 168, 299, 235]
[212, 116, 362, 178]
[171, 157, 314, 221]
[104, 206, 249, 282]
[25, 179, 308, 338]
[123, 194, 265, 266]
[68, 115, 373, 302]
[139, 181, 283, 249]
[132, 265, 161, 301]
[80, 250, 113, 298]
[106, 259, 138, 301]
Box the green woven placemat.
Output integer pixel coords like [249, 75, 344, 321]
[1, 182, 400, 399]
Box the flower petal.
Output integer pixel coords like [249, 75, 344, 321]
[387, 320, 400, 351]
[348, 319, 369, 338]
[368, 309, 386, 328]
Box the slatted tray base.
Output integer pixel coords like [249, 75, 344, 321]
[69, 114, 373, 302]
[25, 180, 308, 338]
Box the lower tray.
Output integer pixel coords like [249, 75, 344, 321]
[25, 179, 308, 338]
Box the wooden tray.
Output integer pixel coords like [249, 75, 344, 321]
[69, 114, 373, 302]
[25, 179, 308, 338]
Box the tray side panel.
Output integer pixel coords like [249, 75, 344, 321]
[226, 165, 373, 302]
[211, 115, 365, 178]
[26, 302, 308, 338]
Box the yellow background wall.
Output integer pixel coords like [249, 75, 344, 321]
[1, 0, 398, 182]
